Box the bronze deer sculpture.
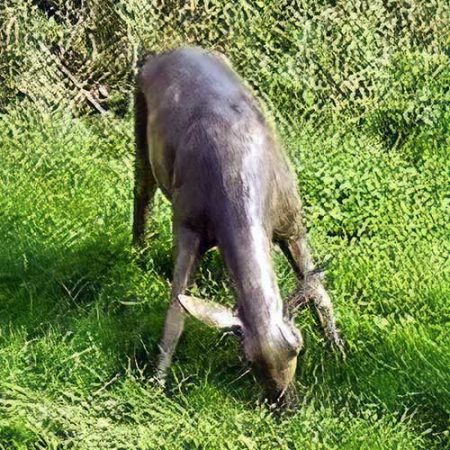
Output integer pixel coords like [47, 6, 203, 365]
[133, 47, 343, 402]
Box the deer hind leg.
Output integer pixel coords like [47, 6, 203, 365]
[133, 160, 156, 248]
[133, 89, 157, 248]
[281, 234, 344, 355]
[155, 227, 203, 383]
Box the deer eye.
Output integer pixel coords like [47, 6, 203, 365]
[230, 325, 244, 339]
[291, 327, 303, 352]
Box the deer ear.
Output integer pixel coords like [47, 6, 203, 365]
[178, 295, 243, 330]
[278, 322, 303, 356]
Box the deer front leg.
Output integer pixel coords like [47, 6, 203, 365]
[155, 227, 202, 384]
[281, 234, 345, 356]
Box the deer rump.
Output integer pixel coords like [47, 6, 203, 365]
[133, 47, 343, 402]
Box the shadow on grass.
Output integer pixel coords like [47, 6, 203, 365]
[0, 231, 448, 447]
[0, 230, 241, 381]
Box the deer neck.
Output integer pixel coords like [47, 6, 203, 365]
[219, 222, 284, 334]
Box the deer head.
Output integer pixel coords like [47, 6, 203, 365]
[178, 294, 303, 402]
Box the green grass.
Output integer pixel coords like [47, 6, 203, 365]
[0, 106, 449, 449]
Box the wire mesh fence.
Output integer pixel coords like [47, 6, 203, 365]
[1, 0, 449, 140]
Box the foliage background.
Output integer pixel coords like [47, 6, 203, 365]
[0, 0, 449, 448]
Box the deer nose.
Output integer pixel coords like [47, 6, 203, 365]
[265, 383, 289, 405]
[260, 372, 289, 402]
